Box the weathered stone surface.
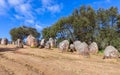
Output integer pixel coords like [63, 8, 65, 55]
[26, 35, 38, 47]
[45, 41, 51, 49]
[1, 38, 8, 45]
[89, 42, 98, 54]
[74, 41, 90, 57]
[103, 46, 119, 59]
[70, 44, 75, 52]
[59, 40, 69, 52]
[16, 39, 23, 48]
[74, 41, 81, 51]
[39, 39, 46, 48]
[49, 38, 55, 48]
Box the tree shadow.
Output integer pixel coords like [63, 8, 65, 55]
[0, 47, 19, 52]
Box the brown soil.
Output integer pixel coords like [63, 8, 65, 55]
[0, 45, 120, 75]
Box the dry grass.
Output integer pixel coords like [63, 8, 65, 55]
[0, 45, 120, 75]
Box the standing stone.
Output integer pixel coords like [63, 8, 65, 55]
[70, 44, 75, 52]
[16, 39, 23, 48]
[26, 34, 32, 46]
[45, 41, 51, 49]
[89, 42, 98, 54]
[103, 46, 119, 59]
[26, 35, 38, 47]
[1, 38, 8, 45]
[59, 40, 69, 52]
[74, 41, 90, 57]
[40, 39, 46, 48]
[49, 38, 55, 48]
[74, 41, 81, 51]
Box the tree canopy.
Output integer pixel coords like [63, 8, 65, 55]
[10, 26, 40, 41]
[42, 5, 120, 51]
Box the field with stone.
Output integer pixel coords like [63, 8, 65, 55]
[0, 45, 120, 75]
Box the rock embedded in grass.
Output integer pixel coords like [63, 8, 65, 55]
[45, 41, 51, 49]
[16, 39, 23, 48]
[103, 46, 119, 59]
[59, 40, 69, 52]
[70, 44, 75, 52]
[74, 41, 90, 57]
[74, 41, 81, 51]
[39, 39, 46, 48]
[1, 38, 8, 45]
[26, 34, 38, 47]
[49, 38, 55, 48]
[89, 42, 98, 54]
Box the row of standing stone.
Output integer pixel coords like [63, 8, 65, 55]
[0, 35, 119, 59]
[58, 40, 120, 59]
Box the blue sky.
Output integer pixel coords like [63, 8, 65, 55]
[0, 0, 120, 40]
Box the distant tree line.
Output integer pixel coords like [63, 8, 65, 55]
[10, 26, 40, 41]
[42, 5, 120, 51]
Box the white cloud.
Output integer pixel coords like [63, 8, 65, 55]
[15, 4, 30, 15]
[25, 19, 34, 24]
[14, 15, 24, 19]
[0, 0, 6, 8]
[35, 24, 43, 30]
[0, 0, 9, 15]
[47, 4, 61, 13]
[39, 0, 63, 14]
[15, 3, 34, 20]
[41, 0, 52, 6]
[8, 0, 24, 6]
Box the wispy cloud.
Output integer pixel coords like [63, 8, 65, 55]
[0, 0, 6, 8]
[37, 0, 63, 14]
[0, 0, 8, 15]
[35, 24, 43, 30]
[0, 0, 62, 31]
[14, 3, 33, 18]
[8, 0, 24, 6]
[14, 15, 24, 19]
[25, 19, 34, 24]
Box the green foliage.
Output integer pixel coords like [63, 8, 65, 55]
[10, 26, 40, 41]
[42, 5, 120, 51]
[31, 46, 37, 48]
[98, 50, 104, 54]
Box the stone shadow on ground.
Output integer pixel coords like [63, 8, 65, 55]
[0, 47, 19, 52]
